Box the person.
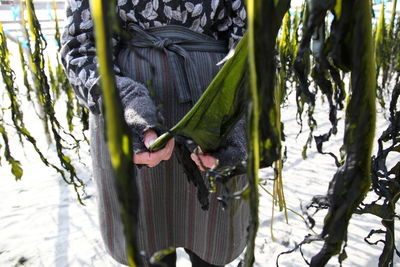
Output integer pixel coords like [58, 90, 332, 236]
[61, 0, 248, 266]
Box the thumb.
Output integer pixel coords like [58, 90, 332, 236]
[144, 130, 158, 148]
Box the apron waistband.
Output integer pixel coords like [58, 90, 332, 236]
[124, 24, 228, 103]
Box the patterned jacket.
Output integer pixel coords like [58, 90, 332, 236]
[60, 0, 247, 166]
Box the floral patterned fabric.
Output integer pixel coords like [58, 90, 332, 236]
[61, 0, 247, 115]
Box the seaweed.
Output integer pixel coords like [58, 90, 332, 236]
[356, 83, 400, 267]
[0, 118, 23, 180]
[243, 0, 290, 266]
[25, 0, 85, 203]
[17, 41, 34, 102]
[147, 34, 248, 208]
[90, 0, 141, 265]
[279, 0, 376, 265]
[278, 11, 292, 104]
[375, 1, 388, 109]
[51, 0, 79, 133]
[149, 35, 248, 153]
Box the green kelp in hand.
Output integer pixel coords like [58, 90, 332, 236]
[148, 35, 248, 210]
[149, 34, 248, 153]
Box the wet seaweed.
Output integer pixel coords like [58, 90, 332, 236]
[17, 42, 34, 102]
[26, 0, 85, 203]
[51, 0, 79, 133]
[295, 0, 347, 161]
[375, 1, 388, 109]
[149, 35, 248, 153]
[0, 111, 23, 180]
[278, 0, 376, 265]
[90, 0, 141, 265]
[243, 1, 290, 266]
[278, 11, 292, 104]
[356, 83, 400, 267]
[0, 20, 65, 183]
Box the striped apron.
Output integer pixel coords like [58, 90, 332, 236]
[89, 25, 249, 266]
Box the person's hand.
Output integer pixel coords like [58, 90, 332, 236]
[133, 129, 175, 167]
[190, 150, 218, 171]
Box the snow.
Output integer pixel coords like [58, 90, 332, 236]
[1, 68, 399, 266]
[1, 5, 399, 267]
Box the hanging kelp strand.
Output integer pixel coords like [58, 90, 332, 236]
[26, 0, 85, 203]
[276, 10, 292, 219]
[54, 54, 77, 133]
[47, 56, 60, 100]
[78, 105, 89, 133]
[52, 0, 61, 49]
[295, 0, 345, 162]
[387, 0, 399, 90]
[294, 3, 317, 160]
[309, 21, 342, 166]
[309, 0, 376, 265]
[0, 21, 23, 144]
[64, 75, 76, 133]
[0, 122, 23, 180]
[25, 0, 50, 137]
[294, 1, 315, 107]
[18, 0, 41, 112]
[253, 0, 289, 170]
[288, 7, 300, 94]
[1, 21, 57, 181]
[278, 11, 291, 103]
[388, 0, 398, 39]
[243, 0, 290, 265]
[52, 0, 77, 132]
[19, 0, 33, 63]
[375, 1, 388, 106]
[296, 2, 344, 164]
[290, 8, 300, 66]
[90, 0, 141, 265]
[0, 22, 23, 179]
[244, 0, 259, 265]
[18, 42, 34, 102]
[358, 84, 400, 267]
[278, 0, 376, 265]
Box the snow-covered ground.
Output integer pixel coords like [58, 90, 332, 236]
[1, 66, 399, 267]
[1, 3, 399, 267]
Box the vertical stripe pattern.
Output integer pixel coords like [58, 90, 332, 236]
[90, 25, 249, 266]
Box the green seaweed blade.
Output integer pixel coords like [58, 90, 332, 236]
[310, 0, 376, 265]
[149, 35, 248, 152]
[90, 0, 141, 266]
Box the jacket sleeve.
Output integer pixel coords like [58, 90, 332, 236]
[211, 116, 247, 168]
[60, 0, 157, 153]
